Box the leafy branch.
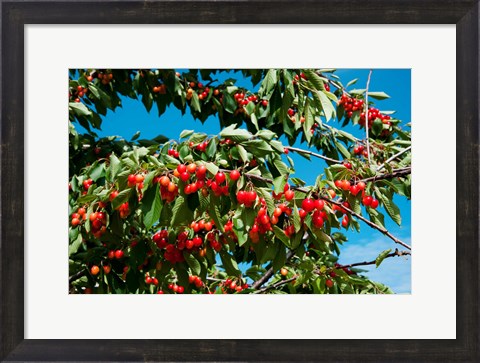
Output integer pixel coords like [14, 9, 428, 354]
[284, 146, 342, 164]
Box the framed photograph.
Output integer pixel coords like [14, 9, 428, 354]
[2, 0, 477, 361]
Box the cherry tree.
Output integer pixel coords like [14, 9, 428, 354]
[68, 69, 411, 294]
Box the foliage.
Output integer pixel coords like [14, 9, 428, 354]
[68, 69, 411, 294]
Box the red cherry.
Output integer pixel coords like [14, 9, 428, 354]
[90, 265, 100, 275]
[196, 165, 207, 179]
[247, 191, 257, 202]
[127, 174, 136, 184]
[193, 236, 203, 247]
[109, 190, 119, 201]
[314, 199, 324, 210]
[326, 279, 334, 288]
[350, 185, 360, 196]
[313, 215, 324, 228]
[301, 198, 315, 213]
[177, 164, 187, 174]
[180, 172, 190, 182]
[261, 100, 268, 107]
[187, 163, 197, 174]
[362, 196, 373, 206]
[298, 209, 307, 219]
[215, 172, 226, 184]
[370, 199, 379, 209]
[177, 286, 184, 294]
[284, 189, 295, 201]
[229, 170, 240, 181]
[114, 250, 124, 259]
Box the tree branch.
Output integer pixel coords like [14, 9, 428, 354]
[358, 167, 411, 184]
[376, 146, 412, 172]
[255, 249, 410, 294]
[284, 146, 342, 164]
[241, 170, 411, 250]
[320, 197, 411, 250]
[252, 250, 295, 289]
[364, 70, 373, 164]
[69, 269, 87, 284]
[254, 275, 298, 294]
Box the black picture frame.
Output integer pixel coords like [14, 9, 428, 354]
[1, 1, 478, 361]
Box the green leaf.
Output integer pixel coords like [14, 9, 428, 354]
[272, 246, 287, 273]
[257, 130, 276, 141]
[273, 225, 290, 247]
[205, 138, 217, 159]
[250, 113, 259, 131]
[220, 125, 252, 143]
[111, 189, 131, 210]
[219, 250, 241, 276]
[205, 162, 219, 177]
[222, 92, 237, 114]
[292, 206, 302, 233]
[273, 175, 287, 194]
[371, 118, 383, 136]
[258, 69, 278, 97]
[256, 188, 275, 215]
[346, 78, 358, 88]
[69, 233, 83, 256]
[131, 131, 141, 141]
[184, 252, 201, 275]
[89, 162, 105, 181]
[368, 91, 390, 100]
[171, 196, 193, 226]
[313, 90, 335, 122]
[303, 101, 314, 143]
[69, 102, 92, 116]
[209, 195, 224, 232]
[191, 92, 201, 112]
[180, 129, 194, 139]
[375, 249, 392, 268]
[237, 144, 249, 163]
[378, 193, 402, 225]
[107, 154, 121, 182]
[141, 183, 162, 229]
[335, 141, 351, 159]
[312, 276, 326, 294]
[304, 69, 325, 91]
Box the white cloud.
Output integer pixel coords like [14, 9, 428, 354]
[338, 235, 411, 294]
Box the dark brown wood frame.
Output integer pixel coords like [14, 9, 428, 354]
[1, 1, 478, 361]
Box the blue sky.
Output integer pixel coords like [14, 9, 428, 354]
[80, 69, 411, 293]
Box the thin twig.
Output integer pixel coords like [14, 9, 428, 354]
[284, 146, 342, 164]
[254, 275, 298, 294]
[69, 269, 87, 284]
[364, 70, 373, 164]
[358, 167, 411, 184]
[252, 250, 295, 289]
[335, 249, 411, 270]
[376, 146, 412, 172]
